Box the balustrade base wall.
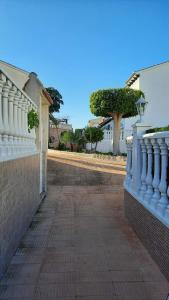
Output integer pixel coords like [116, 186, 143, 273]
[124, 189, 169, 281]
[0, 154, 40, 278]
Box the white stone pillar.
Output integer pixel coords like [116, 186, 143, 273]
[17, 91, 22, 152]
[144, 138, 153, 203]
[13, 89, 19, 154]
[21, 95, 25, 136]
[151, 138, 160, 210]
[2, 80, 10, 157]
[157, 138, 168, 216]
[131, 123, 152, 195]
[124, 143, 130, 185]
[164, 137, 169, 219]
[124, 141, 133, 187]
[139, 138, 147, 199]
[0, 76, 4, 157]
[8, 85, 16, 156]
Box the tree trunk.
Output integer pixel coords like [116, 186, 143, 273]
[95, 142, 98, 152]
[111, 113, 122, 155]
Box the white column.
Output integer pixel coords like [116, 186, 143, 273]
[144, 138, 153, 203]
[164, 137, 169, 219]
[2, 80, 10, 156]
[151, 138, 160, 210]
[130, 123, 151, 194]
[13, 89, 19, 154]
[8, 85, 16, 156]
[0, 76, 4, 157]
[125, 141, 133, 187]
[140, 138, 147, 198]
[157, 138, 168, 216]
[124, 142, 130, 186]
[17, 91, 22, 152]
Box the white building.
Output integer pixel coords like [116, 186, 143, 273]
[88, 61, 169, 154]
[125, 61, 169, 131]
[86, 117, 126, 153]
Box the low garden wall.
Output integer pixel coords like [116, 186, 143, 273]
[124, 189, 169, 281]
[0, 154, 40, 278]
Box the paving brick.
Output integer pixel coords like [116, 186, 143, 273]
[0, 284, 35, 298]
[0, 151, 168, 300]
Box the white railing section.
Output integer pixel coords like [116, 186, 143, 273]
[124, 131, 169, 227]
[0, 69, 38, 161]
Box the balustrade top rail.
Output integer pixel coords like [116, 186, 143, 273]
[142, 131, 169, 139]
[0, 68, 37, 108]
[0, 68, 38, 161]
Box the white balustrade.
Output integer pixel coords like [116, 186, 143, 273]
[125, 130, 169, 227]
[0, 69, 38, 161]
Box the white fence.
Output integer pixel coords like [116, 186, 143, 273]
[86, 129, 130, 153]
[124, 130, 169, 227]
[0, 69, 37, 161]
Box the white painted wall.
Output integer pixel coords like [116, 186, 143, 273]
[86, 119, 129, 153]
[125, 62, 169, 132]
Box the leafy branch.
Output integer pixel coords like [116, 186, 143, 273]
[28, 109, 39, 132]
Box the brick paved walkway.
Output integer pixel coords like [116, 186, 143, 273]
[0, 150, 169, 300]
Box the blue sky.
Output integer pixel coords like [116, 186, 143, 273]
[0, 0, 169, 129]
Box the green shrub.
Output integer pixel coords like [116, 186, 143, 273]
[58, 142, 66, 150]
[146, 125, 169, 134]
[28, 109, 39, 132]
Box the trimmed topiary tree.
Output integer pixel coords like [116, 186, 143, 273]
[90, 88, 144, 154]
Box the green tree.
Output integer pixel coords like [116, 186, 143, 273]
[84, 127, 104, 151]
[74, 129, 86, 151]
[90, 88, 144, 154]
[61, 129, 86, 152]
[61, 131, 74, 145]
[46, 87, 63, 114]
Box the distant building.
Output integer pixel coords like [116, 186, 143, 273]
[49, 115, 72, 148]
[86, 117, 126, 153]
[88, 117, 105, 127]
[124, 61, 169, 133]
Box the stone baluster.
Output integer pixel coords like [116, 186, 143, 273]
[2, 79, 10, 156]
[124, 143, 130, 186]
[13, 89, 20, 154]
[0, 74, 5, 157]
[8, 84, 17, 156]
[157, 138, 168, 216]
[144, 138, 153, 203]
[128, 141, 133, 187]
[24, 97, 31, 152]
[17, 91, 23, 152]
[27, 103, 34, 151]
[164, 138, 169, 219]
[140, 139, 147, 198]
[21, 95, 25, 136]
[17, 91, 22, 134]
[20, 95, 27, 153]
[25, 100, 31, 152]
[151, 138, 161, 210]
[125, 142, 132, 186]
